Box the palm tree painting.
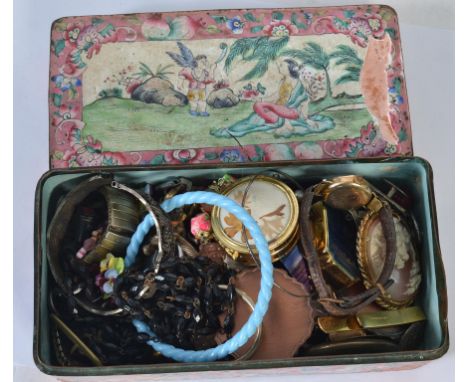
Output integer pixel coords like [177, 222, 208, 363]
[211, 36, 368, 139]
[224, 36, 290, 80]
[331, 45, 364, 85]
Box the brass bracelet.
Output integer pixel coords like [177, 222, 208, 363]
[50, 314, 103, 367]
[218, 284, 262, 361]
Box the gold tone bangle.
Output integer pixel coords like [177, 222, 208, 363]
[218, 284, 262, 361]
[211, 175, 299, 265]
[50, 314, 103, 367]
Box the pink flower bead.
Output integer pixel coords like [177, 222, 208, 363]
[190, 213, 212, 239]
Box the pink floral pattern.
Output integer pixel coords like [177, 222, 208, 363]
[263, 20, 298, 37]
[49, 5, 412, 169]
[313, 12, 387, 47]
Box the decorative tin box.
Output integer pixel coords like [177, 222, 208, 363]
[35, 4, 448, 377]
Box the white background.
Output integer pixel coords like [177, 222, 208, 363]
[13, 0, 454, 381]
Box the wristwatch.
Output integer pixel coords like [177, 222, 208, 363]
[300, 175, 397, 316]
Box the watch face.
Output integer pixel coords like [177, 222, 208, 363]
[358, 214, 422, 309]
[324, 181, 373, 210]
[211, 176, 299, 261]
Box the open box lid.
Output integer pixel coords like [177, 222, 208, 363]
[49, 4, 412, 169]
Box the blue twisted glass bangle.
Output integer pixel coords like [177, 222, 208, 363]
[125, 191, 274, 362]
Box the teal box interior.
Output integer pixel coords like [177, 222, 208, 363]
[33, 156, 449, 376]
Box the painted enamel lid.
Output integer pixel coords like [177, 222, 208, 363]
[49, 5, 412, 168]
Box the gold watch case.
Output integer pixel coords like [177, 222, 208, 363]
[317, 175, 376, 211]
[310, 201, 360, 287]
[357, 211, 422, 309]
[211, 175, 299, 265]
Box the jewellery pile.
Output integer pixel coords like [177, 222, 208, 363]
[46, 172, 424, 366]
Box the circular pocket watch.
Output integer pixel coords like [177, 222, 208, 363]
[211, 175, 299, 265]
